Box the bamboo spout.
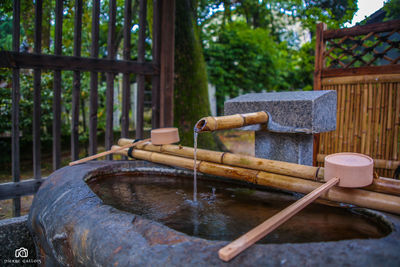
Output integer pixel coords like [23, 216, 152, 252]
[195, 111, 269, 132]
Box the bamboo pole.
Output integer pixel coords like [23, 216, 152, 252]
[360, 84, 368, 154]
[113, 145, 400, 215]
[368, 83, 374, 155]
[371, 85, 378, 158]
[348, 84, 355, 152]
[378, 85, 386, 159]
[354, 83, 361, 152]
[393, 85, 400, 161]
[195, 111, 269, 132]
[118, 138, 322, 181]
[69, 138, 151, 166]
[343, 85, 350, 151]
[338, 85, 346, 152]
[118, 139, 400, 196]
[383, 83, 394, 166]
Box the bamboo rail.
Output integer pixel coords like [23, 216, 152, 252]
[195, 111, 269, 132]
[118, 139, 400, 196]
[113, 145, 400, 215]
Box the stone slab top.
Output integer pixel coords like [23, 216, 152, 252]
[224, 90, 337, 133]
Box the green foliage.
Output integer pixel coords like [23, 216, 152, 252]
[201, 0, 357, 112]
[384, 0, 400, 20]
[204, 21, 316, 111]
[205, 22, 279, 111]
[174, 0, 217, 149]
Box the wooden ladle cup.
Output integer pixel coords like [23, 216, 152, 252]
[218, 152, 374, 262]
[69, 127, 180, 166]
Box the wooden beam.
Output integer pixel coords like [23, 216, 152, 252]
[0, 51, 157, 74]
[105, 0, 117, 160]
[12, 0, 21, 217]
[33, 0, 43, 178]
[71, 0, 83, 161]
[313, 23, 326, 167]
[121, 0, 132, 142]
[89, 0, 100, 156]
[324, 19, 400, 40]
[159, 0, 175, 127]
[136, 0, 147, 138]
[0, 178, 46, 201]
[53, 0, 63, 170]
[151, 0, 161, 129]
[322, 65, 400, 77]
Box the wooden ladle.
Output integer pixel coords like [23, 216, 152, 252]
[218, 152, 374, 262]
[69, 127, 179, 166]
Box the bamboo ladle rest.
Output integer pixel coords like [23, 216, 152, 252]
[218, 152, 374, 262]
[69, 127, 179, 166]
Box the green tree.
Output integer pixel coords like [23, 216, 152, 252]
[205, 22, 281, 113]
[384, 0, 400, 20]
[174, 0, 217, 149]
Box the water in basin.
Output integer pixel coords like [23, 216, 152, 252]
[88, 172, 390, 244]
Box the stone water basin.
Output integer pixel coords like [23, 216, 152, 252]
[28, 161, 400, 266]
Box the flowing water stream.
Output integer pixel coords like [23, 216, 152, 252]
[193, 129, 198, 202]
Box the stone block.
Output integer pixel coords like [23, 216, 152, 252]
[224, 90, 337, 133]
[224, 90, 337, 165]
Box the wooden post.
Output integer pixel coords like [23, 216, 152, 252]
[313, 23, 327, 166]
[151, 0, 161, 129]
[89, 0, 100, 156]
[105, 0, 117, 160]
[136, 0, 147, 138]
[71, 0, 82, 161]
[52, 0, 63, 170]
[12, 0, 21, 217]
[159, 0, 175, 127]
[33, 0, 43, 178]
[121, 0, 132, 140]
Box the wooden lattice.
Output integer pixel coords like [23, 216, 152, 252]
[324, 28, 400, 69]
[314, 21, 400, 178]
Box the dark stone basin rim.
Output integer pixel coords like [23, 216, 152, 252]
[28, 160, 400, 266]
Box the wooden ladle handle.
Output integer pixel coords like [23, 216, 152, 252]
[69, 138, 151, 166]
[218, 177, 340, 262]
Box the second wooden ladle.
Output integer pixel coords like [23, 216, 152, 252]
[69, 127, 179, 166]
[218, 152, 374, 262]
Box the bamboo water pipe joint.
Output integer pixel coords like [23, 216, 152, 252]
[195, 111, 269, 132]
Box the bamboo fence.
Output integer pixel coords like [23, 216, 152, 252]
[317, 75, 400, 178]
[113, 145, 400, 215]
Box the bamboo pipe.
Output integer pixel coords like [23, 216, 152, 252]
[69, 138, 150, 166]
[118, 139, 400, 196]
[195, 111, 269, 132]
[118, 138, 322, 180]
[113, 145, 400, 215]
